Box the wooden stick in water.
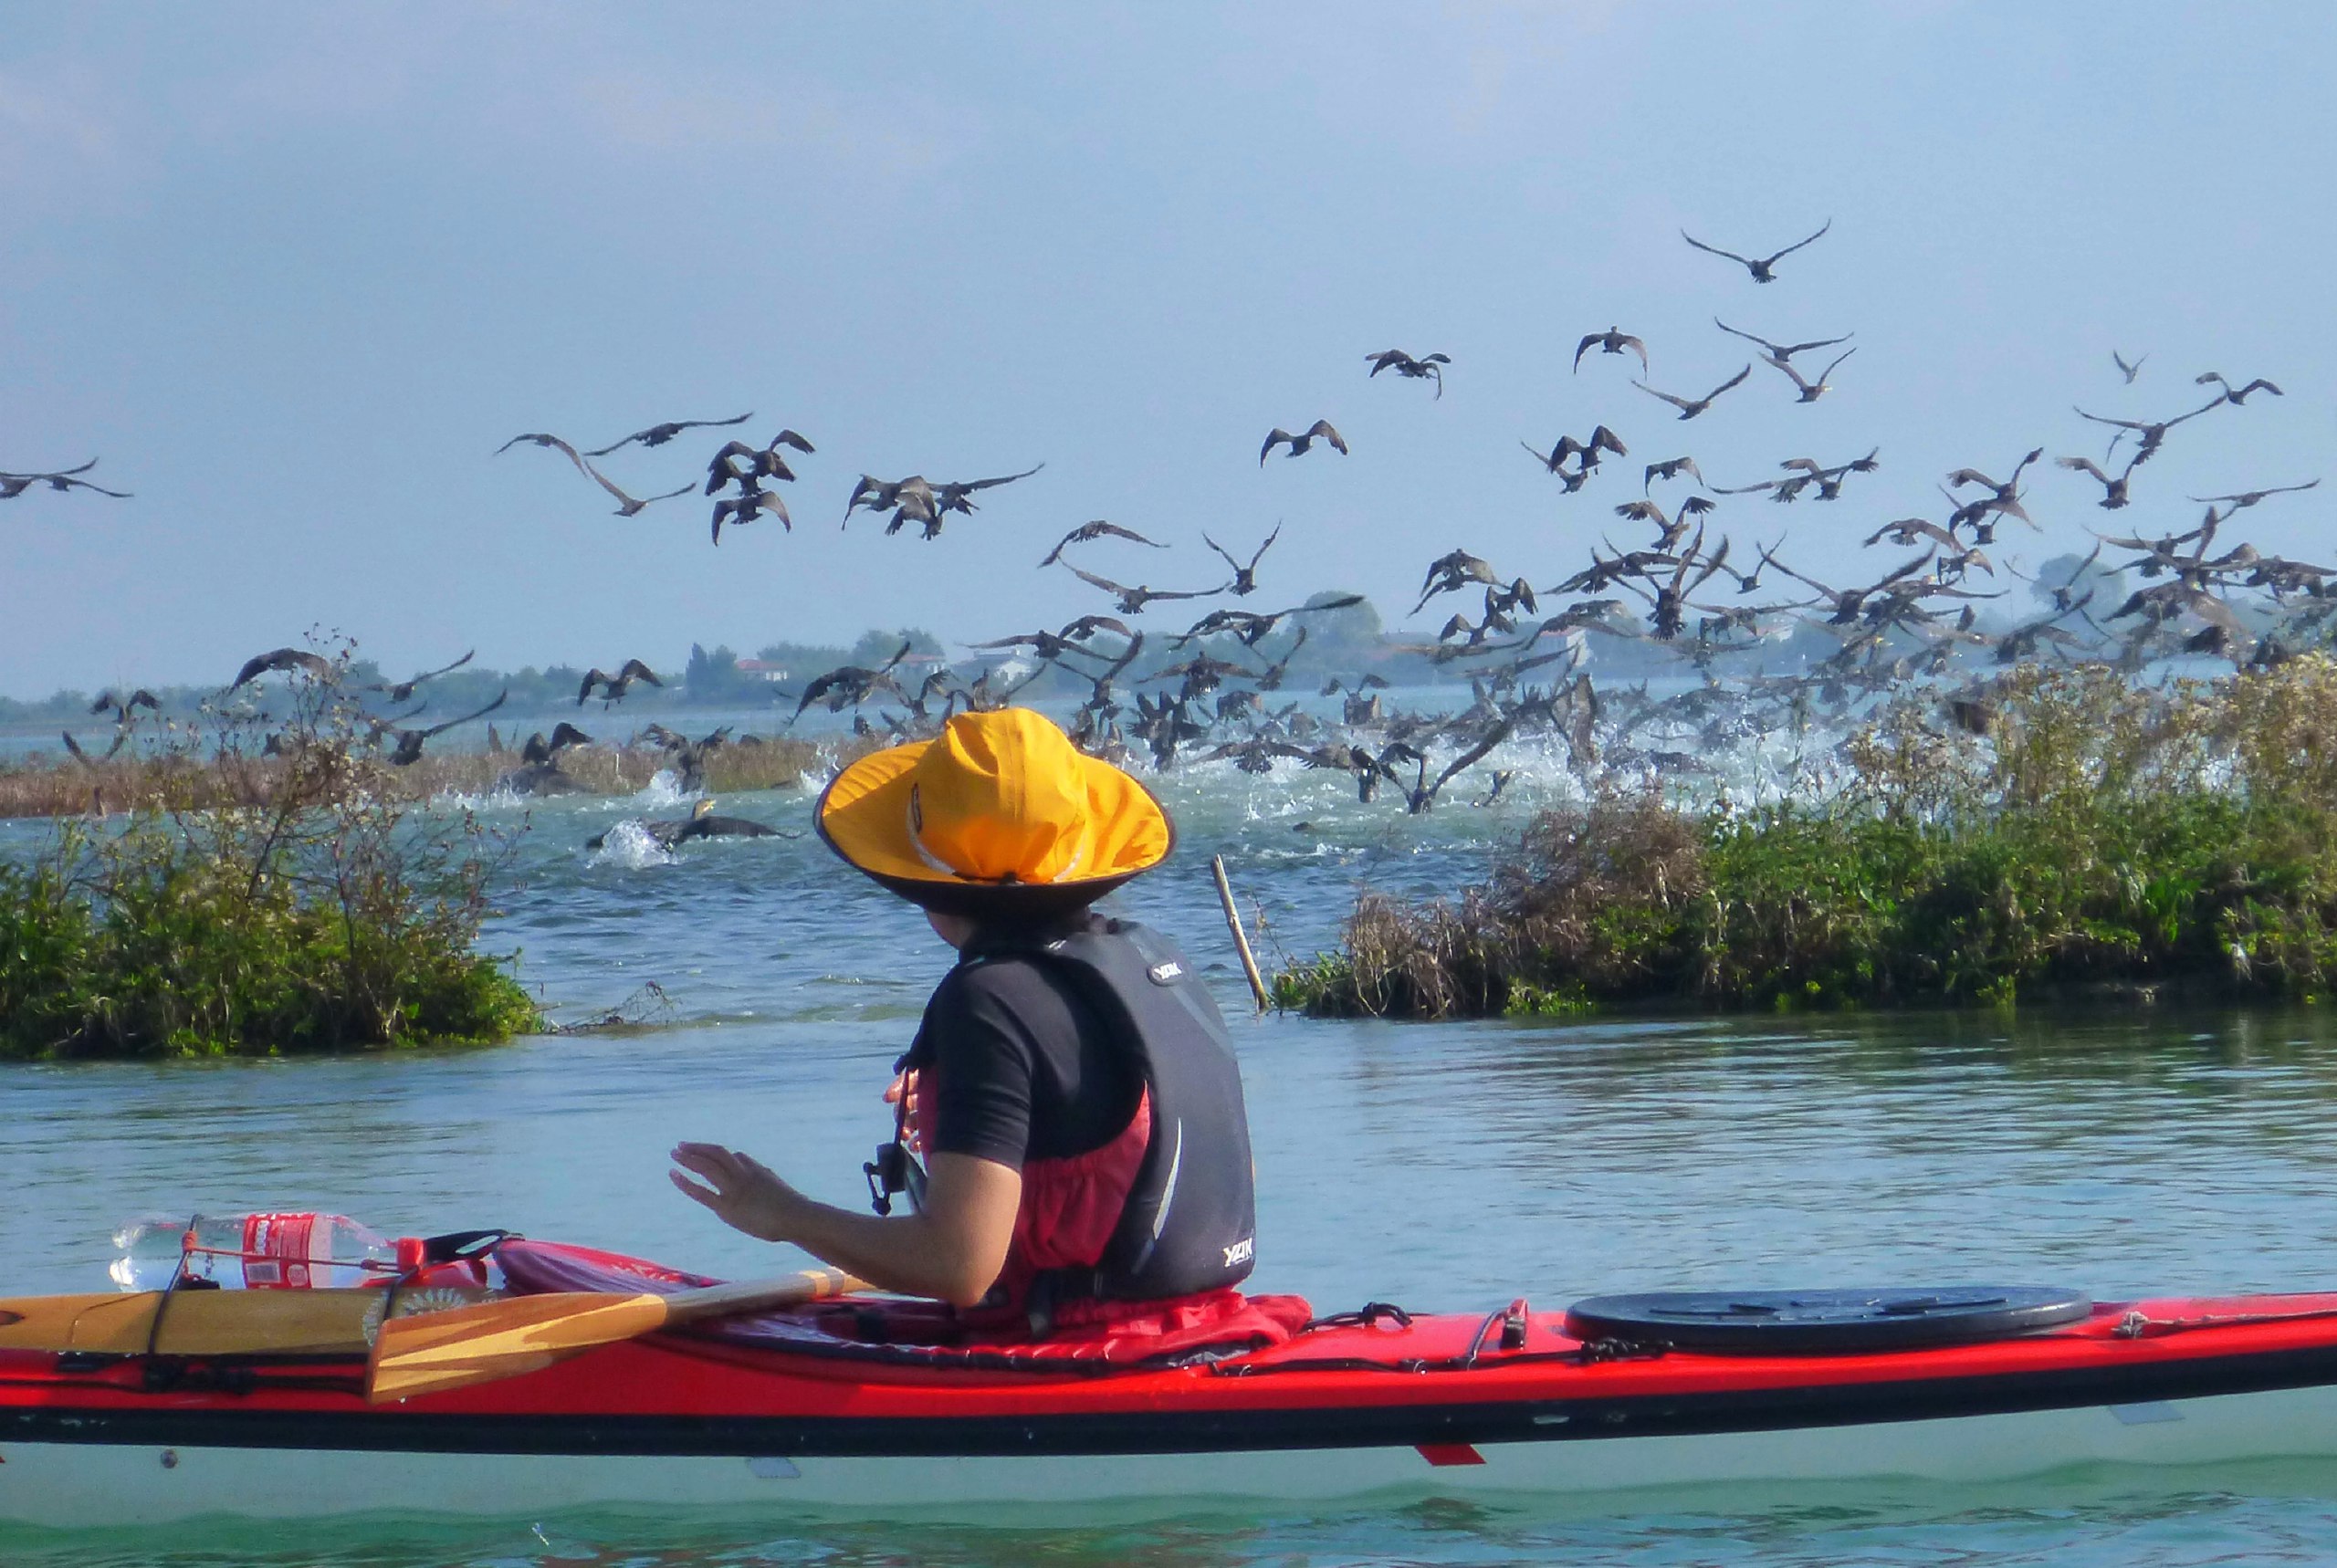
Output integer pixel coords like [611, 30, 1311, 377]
[1210, 852, 1272, 1014]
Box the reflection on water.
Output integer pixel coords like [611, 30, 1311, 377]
[18, 1476, 2337, 1568]
[10, 774, 2337, 1563]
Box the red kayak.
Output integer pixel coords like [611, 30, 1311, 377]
[8, 1236, 2337, 1526]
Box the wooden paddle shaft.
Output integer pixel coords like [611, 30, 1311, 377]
[659, 1268, 865, 1323]
[366, 1267, 868, 1403]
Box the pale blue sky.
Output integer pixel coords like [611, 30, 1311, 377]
[3, 3, 2330, 696]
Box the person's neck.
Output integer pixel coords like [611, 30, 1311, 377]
[957, 908, 1098, 956]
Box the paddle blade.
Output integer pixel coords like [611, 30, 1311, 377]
[0, 1294, 145, 1353]
[0, 1289, 498, 1358]
[364, 1270, 868, 1404]
[367, 1345, 566, 1403]
[368, 1291, 672, 1404]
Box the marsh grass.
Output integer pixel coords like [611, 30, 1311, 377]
[1284, 659, 2337, 1019]
[0, 649, 544, 1058]
[0, 735, 823, 820]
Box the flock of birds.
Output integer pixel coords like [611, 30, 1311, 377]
[13, 217, 2331, 839]
[45, 640, 798, 847]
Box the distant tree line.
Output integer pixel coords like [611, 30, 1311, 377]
[8, 576, 2128, 726]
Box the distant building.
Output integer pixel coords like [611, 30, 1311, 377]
[736, 653, 942, 683]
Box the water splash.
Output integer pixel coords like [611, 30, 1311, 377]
[432, 784, 529, 814]
[585, 819, 676, 869]
[632, 768, 697, 810]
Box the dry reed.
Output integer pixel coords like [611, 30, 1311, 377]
[0, 736, 837, 821]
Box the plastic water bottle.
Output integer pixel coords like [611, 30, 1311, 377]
[110, 1212, 402, 1291]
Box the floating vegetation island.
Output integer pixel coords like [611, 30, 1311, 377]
[0, 658, 547, 1059]
[1281, 659, 2337, 1019]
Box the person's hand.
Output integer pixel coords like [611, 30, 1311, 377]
[883, 1069, 926, 1155]
[668, 1142, 800, 1242]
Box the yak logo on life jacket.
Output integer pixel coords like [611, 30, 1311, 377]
[1148, 960, 1183, 984]
[1222, 1237, 1254, 1268]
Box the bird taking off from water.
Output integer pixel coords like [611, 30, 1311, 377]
[1758, 346, 1857, 403]
[496, 431, 590, 465]
[584, 413, 753, 457]
[2073, 395, 2224, 467]
[1573, 328, 1648, 373]
[520, 723, 594, 764]
[2196, 371, 2283, 405]
[1413, 549, 1502, 615]
[229, 647, 334, 691]
[70, 688, 161, 762]
[372, 690, 509, 767]
[1064, 564, 1228, 616]
[0, 458, 131, 498]
[1523, 425, 1629, 476]
[1365, 350, 1450, 397]
[1634, 365, 1752, 421]
[705, 430, 815, 490]
[1714, 319, 1851, 365]
[369, 650, 476, 703]
[578, 659, 662, 706]
[1681, 219, 1831, 283]
[2190, 478, 2319, 511]
[710, 486, 790, 543]
[2058, 455, 2140, 509]
[1202, 526, 1282, 596]
[495, 431, 689, 516]
[928, 465, 1046, 525]
[1643, 456, 1705, 493]
[1038, 520, 1167, 567]
[583, 460, 691, 517]
[1261, 421, 1347, 465]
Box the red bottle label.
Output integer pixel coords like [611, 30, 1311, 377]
[241, 1212, 317, 1290]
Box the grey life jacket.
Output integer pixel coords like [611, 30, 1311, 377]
[897, 917, 1259, 1317]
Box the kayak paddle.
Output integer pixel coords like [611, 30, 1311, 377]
[366, 1267, 866, 1403]
[0, 1288, 496, 1358]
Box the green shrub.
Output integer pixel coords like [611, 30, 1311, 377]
[0, 644, 538, 1058]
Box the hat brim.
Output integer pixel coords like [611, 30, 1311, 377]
[815, 738, 1174, 918]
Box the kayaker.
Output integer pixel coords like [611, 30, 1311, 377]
[670, 706, 1259, 1335]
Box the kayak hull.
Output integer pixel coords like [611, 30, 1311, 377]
[16, 1259, 2337, 1529]
[5, 1380, 2337, 1527]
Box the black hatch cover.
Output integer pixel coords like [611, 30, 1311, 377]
[1565, 1286, 2093, 1354]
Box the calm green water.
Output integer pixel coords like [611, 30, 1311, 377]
[10, 768, 2337, 1563]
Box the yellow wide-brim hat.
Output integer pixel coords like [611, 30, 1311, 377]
[816, 707, 1173, 916]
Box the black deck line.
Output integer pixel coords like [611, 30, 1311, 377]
[8, 1343, 2337, 1458]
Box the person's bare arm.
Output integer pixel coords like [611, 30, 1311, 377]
[669, 1141, 1020, 1308]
